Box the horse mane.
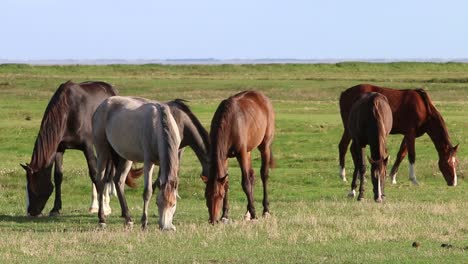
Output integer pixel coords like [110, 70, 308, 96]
[30, 81, 73, 170]
[168, 99, 209, 145]
[415, 89, 451, 144]
[156, 104, 181, 199]
[209, 98, 235, 179]
[372, 94, 390, 159]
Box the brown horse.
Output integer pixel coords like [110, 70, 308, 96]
[339, 84, 458, 186]
[21, 81, 141, 217]
[348, 93, 392, 202]
[203, 90, 275, 224]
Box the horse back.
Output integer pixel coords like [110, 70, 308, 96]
[213, 91, 274, 152]
[348, 93, 392, 145]
[341, 84, 432, 135]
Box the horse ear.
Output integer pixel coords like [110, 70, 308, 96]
[453, 144, 459, 152]
[200, 175, 208, 184]
[20, 163, 33, 174]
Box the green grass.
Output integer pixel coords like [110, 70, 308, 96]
[0, 63, 466, 263]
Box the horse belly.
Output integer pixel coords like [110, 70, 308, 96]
[106, 121, 145, 162]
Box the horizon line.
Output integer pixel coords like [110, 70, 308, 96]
[1, 58, 468, 65]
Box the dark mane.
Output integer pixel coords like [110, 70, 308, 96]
[168, 99, 209, 146]
[415, 89, 451, 145]
[30, 81, 73, 170]
[209, 98, 235, 178]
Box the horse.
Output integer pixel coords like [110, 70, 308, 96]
[338, 84, 458, 186]
[20, 80, 133, 217]
[348, 93, 392, 202]
[203, 90, 275, 224]
[89, 98, 210, 213]
[92, 96, 181, 230]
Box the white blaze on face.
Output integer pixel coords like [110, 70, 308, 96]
[452, 157, 458, 186]
[158, 189, 177, 231]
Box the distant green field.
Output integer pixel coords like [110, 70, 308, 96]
[0, 63, 466, 263]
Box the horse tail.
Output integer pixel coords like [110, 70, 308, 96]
[107, 145, 143, 188]
[125, 167, 144, 188]
[415, 88, 434, 117]
[156, 104, 181, 188]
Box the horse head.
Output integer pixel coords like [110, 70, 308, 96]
[156, 179, 178, 231]
[204, 171, 228, 224]
[367, 155, 389, 203]
[20, 163, 53, 216]
[438, 144, 459, 186]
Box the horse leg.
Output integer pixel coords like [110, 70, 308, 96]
[113, 158, 134, 226]
[141, 161, 155, 230]
[348, 142, 359, 197]
[259, 144, 271, 217]
[221, 178, 230, 222]
[406, 132, 418, 185]
[357, 146, 366, 201]
[390, 138, 408, 184]
[83, 144, 99, 214]
[338, 131, 351, 182]
[238, 151, 256, 220]
[95, 155, 109, 226]
[50, 151, 64, 216]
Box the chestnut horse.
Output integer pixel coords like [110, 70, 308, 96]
[348, 93, 392, 202]
[204, 90, 275, 224]
[339, 84, 458, 186]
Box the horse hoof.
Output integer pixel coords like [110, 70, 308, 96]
[88, 207, 98, 214]
[411, 180, 419, 186]
[262, 212, 271, 218]
[221, 217, 230, 224]
[98, 222, 107, 228]
[348, 190, 356, 198]
[160, 225, 176, 232]
[125, 221, 134, 229]
[49, 211, 60, 217]
[243, 211, 252, 221]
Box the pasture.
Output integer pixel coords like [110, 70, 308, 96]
[0, 63, 466, 263]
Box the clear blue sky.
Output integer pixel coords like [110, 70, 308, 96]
[1, 0, 467, 60]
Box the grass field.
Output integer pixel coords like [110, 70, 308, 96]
[0, 63, 466, 263]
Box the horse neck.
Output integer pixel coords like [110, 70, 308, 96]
[30, 95, 69, 171]
[180, 114, 210, 168]
[209, 128, 230, 180]
[425, 112, 452, 157]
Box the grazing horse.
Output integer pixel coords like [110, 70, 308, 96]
[92, 96, 181, 230]
[348, 93, 392, 202]
[89, 98, 210, 213]
[204, 90, 275, 224]
[338, 84, 458, 186]
[21, 81, 122, 216]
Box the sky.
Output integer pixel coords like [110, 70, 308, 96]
[1, 0, 467, 60]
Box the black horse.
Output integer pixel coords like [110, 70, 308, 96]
[21, 81, 126, 216]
